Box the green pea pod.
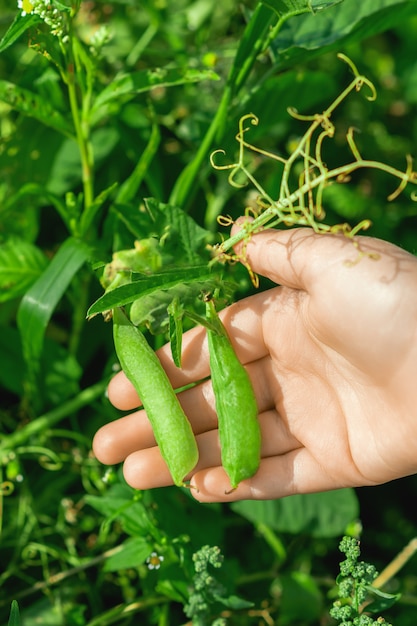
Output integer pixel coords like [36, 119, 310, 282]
[205, 299, 261, 490]
[112, 307, 199, 487]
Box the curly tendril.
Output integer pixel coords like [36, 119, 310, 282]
[210, 54, 417, 283]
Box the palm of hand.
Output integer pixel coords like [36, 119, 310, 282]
[93, 227, 417, 502]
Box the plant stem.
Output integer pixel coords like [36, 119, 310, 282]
[373, 538, 417, 589]
[217, 158, 416, 254]
[64, 33, 95, 221]
[0, 381, 107, 458]
[169, 4, 279, 210]
[67, 67, 94, 213]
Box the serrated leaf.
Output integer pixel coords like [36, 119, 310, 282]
[0, 13, 41, 54]
[87, 265, 215, 317]
[129, 279, 218, 334]
[144, 198, 210, 264]
[0, 80, 73, 138]
[0, 238, 48, 302]
[90, 67, 219, 125]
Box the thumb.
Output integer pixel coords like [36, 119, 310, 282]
[230, 218, 370, 291]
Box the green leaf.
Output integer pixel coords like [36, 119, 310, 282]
[1, 183, 69, 234]
[90, 67, 219, 125]
[0, 327, 24, 395]
[103, 537, 152, 572]
[0, 80, 74, 138]
[271, 0, 417, 69]
[261, 0, 343, 11]
[309, 0, 344, 12]
[7, 600, 20, 626]
[279, 572, 323, 625]
[168, 298, 183, 367]
[144, 198, 211, 264]
[46, 128, 119, 196]
[129, 279, 219, 334]
[365, 586, 401, 613]
[231, 489, 359, 538]
[84, 483, 154, 536]
[78, 182, 118, 237]
[0, 238, 48, 302]
[0, 13, 41, 54]
[261, 0, 312, 13]
[213, 594, 254, 610]
[115, 119, 160, 205]
[16, 237, 90, 403]
[87, 265, 215, 318]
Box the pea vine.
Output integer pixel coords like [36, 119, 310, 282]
[211, 54, 417, 283]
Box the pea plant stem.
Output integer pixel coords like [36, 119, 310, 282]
[170, 4, 288, 211]
[64, 36, 95, 221]
[217, 157, 416, 254]
[0, 381, 107, 460]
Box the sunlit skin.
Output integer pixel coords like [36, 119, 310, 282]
[93, 219, 417, 503]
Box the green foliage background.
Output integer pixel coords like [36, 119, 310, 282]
[1, 0, 417, 624]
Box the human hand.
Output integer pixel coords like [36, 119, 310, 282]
[93, 222, 417, 502]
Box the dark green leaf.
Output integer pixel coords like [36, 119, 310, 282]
[144, 198, 210, 264]
[47, 127, 119, 196]
[17, 238, 91, 400]
[78, 182, 118, 237]
[231, 489, 359, 537]
[1, 183, 69, 233]
[115, 120, 160, 205]
[309, 0, 344, 12]
[87, 265, 215, 317]
[0, 80, 73, 138]
[365, 585, 401, 613]
[0, 327, 24, 395]
[271, 0, 417, 69]
[213, 593, 254, 610]
[103, 537, 152, 572]
[168, 297, 184, 367]
[129, 279, 218, 334]
[90, 67, 219, 125]
[84, 483, 155, 536]
[7, 600, 20, 626]
[0, 238, 48, 302]
[260, 0, 312, 14]
[0, 13, 41, 54]
[279, 572, 323, 625]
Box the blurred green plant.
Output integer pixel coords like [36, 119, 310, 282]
[1, 0, 417, 624]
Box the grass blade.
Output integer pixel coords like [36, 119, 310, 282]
[17, 237, 91, 410]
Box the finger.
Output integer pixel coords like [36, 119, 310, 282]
[230, 219, 389, 292]
[122, 409, 301, 490]
[95, 356, 282, 465]
[190, 447, 373, 503]
[107, 290, 287, 409]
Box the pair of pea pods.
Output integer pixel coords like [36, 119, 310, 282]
[112, 299, 261, 491]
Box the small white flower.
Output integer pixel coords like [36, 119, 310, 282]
[146, 552, 164, 570]
[18, 0, 34, 16]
